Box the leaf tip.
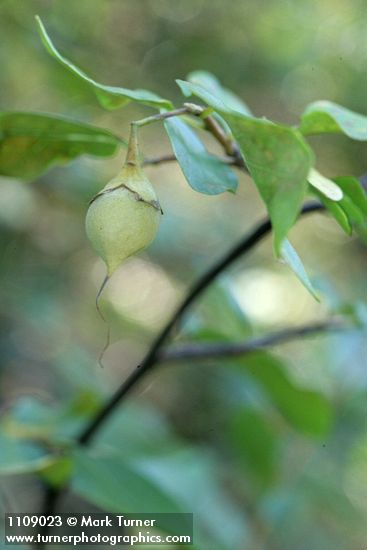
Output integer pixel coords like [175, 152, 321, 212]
[273, 234, 285, 259]
[308, 168, 343, 202]
[35, 14, 43, 30]
[35, 14, 49, 45]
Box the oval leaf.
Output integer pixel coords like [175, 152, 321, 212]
[0, 112, 123, 180]
[36, 16, 172, 111]
[164, 117, 238, 195]
[300, 101, 367, 140]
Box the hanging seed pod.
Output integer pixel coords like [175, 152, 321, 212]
[85, 125, 162, 276]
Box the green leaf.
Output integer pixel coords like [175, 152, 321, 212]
[311, 176, 367, 232]
[177, 79, 314, 252]
[308, 168, 343, 201]
[334, 176, 367, 217]
[334, 176, 367, 237]
[177, 79, 233, 114]
[338, 195, 365, 225]
[300, 101, 367, 140]
[313, 189, 352, 235]
[228, 407, 277, 486]
[136, 449, 248, 549]
[281, 240, 319, 301]
[164, 117, 238, 194]
[71, 448, 183, 514]
[238, 352, 333, 436]
[187, 71, 252, 116]
[0, 434, 51, 475]
[224, 113, 313, 254]
[36, 16, 172, 111]
[0, 112, 123, 180]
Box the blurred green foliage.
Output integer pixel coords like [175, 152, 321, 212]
[1, 1, 367, 549]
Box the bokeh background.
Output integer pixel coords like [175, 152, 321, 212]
[1, 1, 367, 549]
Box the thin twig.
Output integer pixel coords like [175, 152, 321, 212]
[132, 107, 190, 127]
[160, 320, 347, 362]
[202, 114, 233, 154]
[143, 153, 178, 166]
[134, 102, 247, 171]
[143, 153, 243, 167]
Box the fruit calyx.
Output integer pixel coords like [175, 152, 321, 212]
[89, 123, 162, 213]
[89, 180, 162, 213]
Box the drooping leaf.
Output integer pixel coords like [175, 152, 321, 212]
[338, 195, 365, 225]
[300, 101, 367, 140]
[333, 176, 367, 237]
[281, 240, 319, 301]
[225, 114, 313, 254]
[308, 168, 343, 201]
[228, 407, 278, 486]
[334, 176, 367, 217]
[177, 79, 314, 253]
[0, 434, 51, 475]
[237, 352, 333, 436]
[164, 117, 237, 194]
[36, 16, 172, 111]
[310, 176, 367, 232]
[187, 71, 252, 115]
[71, 448, 183, 514]
[312, 189, 352, 235]
[0, 112, 123, 180]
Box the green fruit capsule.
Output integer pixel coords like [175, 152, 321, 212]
[85, 126, 161, 276]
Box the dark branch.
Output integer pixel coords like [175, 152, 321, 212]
[160, 320, 347, 362]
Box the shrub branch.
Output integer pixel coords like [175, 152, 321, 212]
[160, 320, 346, 362]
